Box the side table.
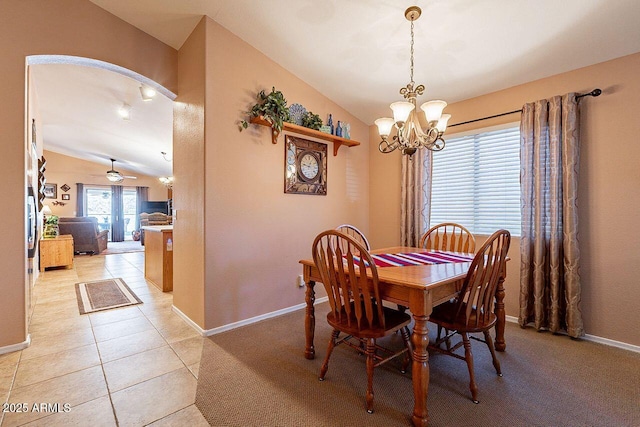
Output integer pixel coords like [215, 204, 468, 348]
[40, 235, 74, 272]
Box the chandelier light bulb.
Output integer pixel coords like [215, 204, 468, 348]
[420, 100, 447, 124]
[375, 118, 395, 137]
[390, 101, 415, 125]
[436, 114, 451, 133]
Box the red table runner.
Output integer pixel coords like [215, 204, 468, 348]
[355, 251, 474, 268]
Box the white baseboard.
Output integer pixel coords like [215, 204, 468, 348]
[0, 334, 31, 356]
[171, 305, 206, 336]
[504, 315, 640, 353]
[172, 297, 329, 337]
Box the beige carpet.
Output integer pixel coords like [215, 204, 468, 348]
[196, 303, 640, 427]
[75, 278, 142, 314]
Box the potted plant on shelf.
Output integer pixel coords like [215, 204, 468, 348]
[239, 87, 291, 141]
[43, 215, 59, 238]
[301, 111, 323, 130]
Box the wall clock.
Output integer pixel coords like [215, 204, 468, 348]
[285, 135, 327, 195]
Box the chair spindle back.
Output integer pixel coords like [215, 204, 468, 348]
[455, 229, 510, 328]
[335, 224, 371, 251]
[313, 230, 384, 331]
[420, 222, 476, 253]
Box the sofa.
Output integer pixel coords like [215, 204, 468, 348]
[58, 217, 109, 254]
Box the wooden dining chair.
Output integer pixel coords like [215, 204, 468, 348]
[335, 224, 371, 250]
[420, 222, 476, 253]
[427, 229, 510, 404]
[313, 230, 412, 414]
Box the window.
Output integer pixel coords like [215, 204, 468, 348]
[429, 124, 521, 236]
[84, 186, 112, 240]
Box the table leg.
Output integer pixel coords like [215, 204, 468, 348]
[304, 280, 316, 360]
[494, 275, 506, 352]
[411, 312, 430, 427]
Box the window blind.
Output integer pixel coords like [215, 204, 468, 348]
[430, 126, 521, 236]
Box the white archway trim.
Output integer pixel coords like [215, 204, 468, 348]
[27, 55, 176, 100]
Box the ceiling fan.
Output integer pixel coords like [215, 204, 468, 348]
[105, 158, 137, 183]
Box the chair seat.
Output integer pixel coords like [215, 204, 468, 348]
[430, 301, 497, 333]
[327, 305, 412, 339]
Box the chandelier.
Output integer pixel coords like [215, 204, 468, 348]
[375, 6, 450, 156]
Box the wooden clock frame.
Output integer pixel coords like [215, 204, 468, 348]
[284, 135, 327, 195]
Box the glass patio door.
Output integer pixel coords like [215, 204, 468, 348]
[85, 187, 112, 241]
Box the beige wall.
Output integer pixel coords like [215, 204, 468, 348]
[369, 52, 640, 346]
[198, 17, 370, 329]
[42, 150, 168, 218]
[172, 19, 207, 327]
[0, 0, 177, 348]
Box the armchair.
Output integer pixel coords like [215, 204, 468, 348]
[58, 217, 109, 254]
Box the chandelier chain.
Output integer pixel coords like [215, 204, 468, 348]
[410, 19, 415, 85]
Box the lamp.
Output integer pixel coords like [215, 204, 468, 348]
[139, 85, 156, 101]
[159, 176, 173, 188]
[42, 204, 52, 216]
[106, 158, 124, 183]
[376, 6, 450, 156]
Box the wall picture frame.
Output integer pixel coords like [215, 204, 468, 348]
[284, 135, 327, 195]
[43, 183, 57, 199]
[61, 193, 70, 201]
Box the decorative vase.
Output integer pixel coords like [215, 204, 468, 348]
[44, 224, 59, 238]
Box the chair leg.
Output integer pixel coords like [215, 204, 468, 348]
[399, 326, 412, 373]
[461, 332, 479, 404]
[483, 330, 502, 376]
[319, 329, 340, 381]
[397, 304, 407, 313]
[365, 338, 376, 414]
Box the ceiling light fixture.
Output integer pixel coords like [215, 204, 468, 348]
[159, 176, 174, 188]
[376, 6, 450, 156]
[106, 158, 124, 183]
[139, 85, 157, 101]
[118, 103, 131, 120]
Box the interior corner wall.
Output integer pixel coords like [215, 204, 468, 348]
[368, 52, 640, 346]
[0, 0, 177, 349]
[172, 18, 206, 328]
[201, 17, 370, 330]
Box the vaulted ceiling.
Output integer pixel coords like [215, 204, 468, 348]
[33, 0, 640, 176]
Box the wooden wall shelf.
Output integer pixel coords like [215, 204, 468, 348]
[250, 116, 360, 156]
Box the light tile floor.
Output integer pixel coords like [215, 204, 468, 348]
[0, 252, 209, 426]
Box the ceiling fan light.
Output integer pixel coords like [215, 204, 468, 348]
[375, 117, 395, 137]
[420, 100, 447, 123]
[390, 101, 415, 125]
[106, 171, 124, 182]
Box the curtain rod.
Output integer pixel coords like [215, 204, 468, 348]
[448, 88, 601, 128]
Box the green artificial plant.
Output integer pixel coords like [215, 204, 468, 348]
[239, 87, 291, 135]
[301, 111, 323, 131]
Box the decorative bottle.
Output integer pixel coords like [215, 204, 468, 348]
[328, 114, 334, 135]
[336, 121, 343, 137]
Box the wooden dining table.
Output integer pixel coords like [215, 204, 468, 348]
[299, 246, 507, 427]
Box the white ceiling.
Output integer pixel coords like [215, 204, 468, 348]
[33, 0, 640, 175]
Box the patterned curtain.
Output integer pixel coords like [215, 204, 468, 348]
[519, 93, 584, 338]
[76, 183, 84, 216]
[135, 186, 149, 230]
[400, 148, 432, 247]
[111, 185, 124, 242]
